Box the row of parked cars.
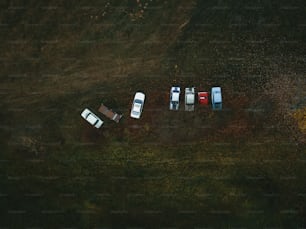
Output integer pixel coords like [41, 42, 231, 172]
[170, 86, 222, 111]
[81, 87, 222, 128]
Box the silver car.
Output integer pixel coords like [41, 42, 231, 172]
[185, 87, 195, 111]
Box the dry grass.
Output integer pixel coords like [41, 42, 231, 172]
[293, 107, 306, 135]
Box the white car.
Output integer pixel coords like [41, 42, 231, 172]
[81, 108, 104, 128]
[211, 87, 222, 110]
[130, 92, 145, 119]
[170, 86, 181, 110]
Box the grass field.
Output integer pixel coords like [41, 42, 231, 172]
[1, 0, 306, 228]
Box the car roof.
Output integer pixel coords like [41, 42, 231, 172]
[172, 92, 180, 101]
[87, 114, 98, 125]
[133, 103, 141, 112]
[213, 93, 222, 102]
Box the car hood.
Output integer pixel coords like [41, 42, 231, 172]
[135, 92, 145, 101]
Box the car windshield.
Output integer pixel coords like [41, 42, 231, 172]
[134, 99, 143, 104]
[132, 110, 140, 116]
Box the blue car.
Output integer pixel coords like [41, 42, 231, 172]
[211, 87, 222, 110]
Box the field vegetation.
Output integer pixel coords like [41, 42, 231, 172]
[0, 0, 305, 227]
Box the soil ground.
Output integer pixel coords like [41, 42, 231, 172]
[0, 0, 306, 228]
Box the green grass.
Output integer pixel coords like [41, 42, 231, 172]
[1, 141, 305, 227]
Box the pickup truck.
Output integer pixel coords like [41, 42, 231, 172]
[98, 103, 123, 123]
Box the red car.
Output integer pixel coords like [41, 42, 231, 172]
[198, 92, 209, 105]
